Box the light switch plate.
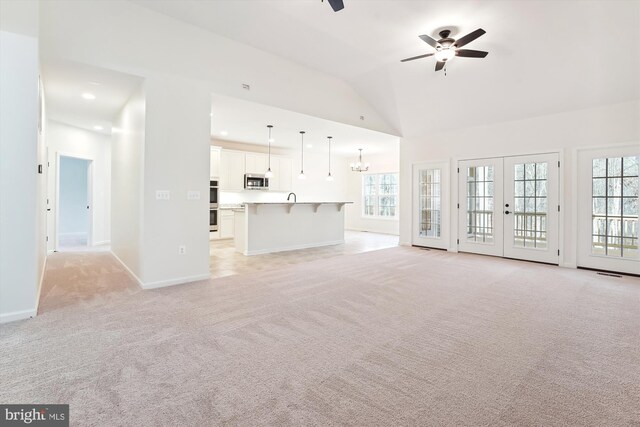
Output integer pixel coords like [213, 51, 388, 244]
[187, 191, 200, 200]
[156, 190, 170, 200]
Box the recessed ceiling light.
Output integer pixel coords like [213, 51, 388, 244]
[93, 125, 104, 131]
[307, 144, 313, 148]
[220, 131, 228, 136]
[82, 93, 96, 100]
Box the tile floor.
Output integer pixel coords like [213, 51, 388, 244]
[209, 230, 399, 278]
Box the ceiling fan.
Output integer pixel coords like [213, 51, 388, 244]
[401, 29, 488, 71]
[322, 0, 344, 12]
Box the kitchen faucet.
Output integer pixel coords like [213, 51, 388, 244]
[287, 192, 297, 203]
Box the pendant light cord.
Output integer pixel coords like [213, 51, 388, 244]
[300, 131, 305, 173]
[267, 125, 273, 170]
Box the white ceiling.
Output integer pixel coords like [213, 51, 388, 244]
[211, 94, 399, 156]
[41, 59, 143, 134]
[133, 0, 640, 135]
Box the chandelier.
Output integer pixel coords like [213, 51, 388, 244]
[350, 148, 370, 172]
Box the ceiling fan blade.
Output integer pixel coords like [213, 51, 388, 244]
[435, 61, 446, 71]
[454, 28, 486, 48]
[400, 53, 434, 62]
[327, 0, 344, 12]
[419, 34, 439, 49]
[455, 49, 489, 58]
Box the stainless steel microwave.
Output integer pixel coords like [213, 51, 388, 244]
[244, 174, 269, 190]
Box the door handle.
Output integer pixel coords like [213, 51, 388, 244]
[504, 210, 511, 215]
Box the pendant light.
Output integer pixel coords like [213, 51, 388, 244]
[298, 131, 306, 180]
[265, 125, 273, 178]
[326, 136, 334, 181]
[350, 148, 370, 172]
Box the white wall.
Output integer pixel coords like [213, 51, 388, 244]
[399, 100, 640, 267]
[345, 150, 400, 235]
[46, 121, 112, 249]
[111, 83, 145, 281]
[0, 2, 42, 322]
[138, 75, 211, 288]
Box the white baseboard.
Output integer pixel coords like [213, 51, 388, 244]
[93, 240, 111, 246]
[34, 256, 48, 315]
[345, 227, 399, 236]
[0, 308, 36, 324]
[245, 240, 345, 256]
[110, 250, 144, 288]
[110, 250, 210, 290]
[140, 274, 211, 290]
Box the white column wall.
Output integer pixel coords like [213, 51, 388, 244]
[0, 1, 42, 322]
[111, 84, 145, 281]
[139, 76, 211, 288]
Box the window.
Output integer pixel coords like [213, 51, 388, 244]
[513, 162, 548, 249]
[419, 169, 441, 238]
[363, 173, 398, 218]
[592, 156, 639, 259]
[465, 166, 494, 243]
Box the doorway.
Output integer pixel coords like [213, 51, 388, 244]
[57, 155, 92, 250]
[412, 161, 450, 249]
[458, 153, 560, 264]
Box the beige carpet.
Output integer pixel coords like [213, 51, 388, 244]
[1, 247, 639, 426]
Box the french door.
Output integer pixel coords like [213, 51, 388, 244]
[577, 146, 639, 275]
[458, 153, 560, 264]
[412, 161, 450, 249]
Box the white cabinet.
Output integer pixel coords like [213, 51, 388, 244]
[219, 210, 235, 239]
[219, 150, 245, 191]
[210, 147, 221, 179]
[270, 157, 293, 192]
[245, 153, 268, 175]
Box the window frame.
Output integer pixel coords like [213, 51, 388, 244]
[362, 172, 399, 219]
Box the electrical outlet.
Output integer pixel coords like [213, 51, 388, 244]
[156, 190, 170, 200]
[187, 190, 200, 200]
[178, 245, 186, 255]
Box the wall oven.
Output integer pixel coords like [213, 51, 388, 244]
[244, 174, 269, 190]
[209, 180, 219, 231]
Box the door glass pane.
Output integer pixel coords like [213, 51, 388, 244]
[513, 162, 548, 249]
[592, 156, 639, 259]
[419, 169, 441, 238]
[466, 166, 493, 243]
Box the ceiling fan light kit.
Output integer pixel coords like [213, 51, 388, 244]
[401, 28, 488, 72]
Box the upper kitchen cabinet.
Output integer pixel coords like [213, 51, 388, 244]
[245, 153, 268, 175]
[210, 147, 221, 179]
[219, 150, 245, 191]
[270, 157, 293, 192]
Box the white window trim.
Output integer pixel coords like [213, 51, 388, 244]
[362, 172, 399, 219]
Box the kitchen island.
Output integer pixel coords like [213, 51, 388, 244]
[234, 202, 353, 255]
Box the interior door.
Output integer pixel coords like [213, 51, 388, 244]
[577, 146, 639, 275]
[458, 158, 504, 256]
[503, 153, 559, 264]
[412, 161, 449, 249]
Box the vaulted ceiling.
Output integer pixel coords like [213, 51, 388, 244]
[132, 0, 640, 137]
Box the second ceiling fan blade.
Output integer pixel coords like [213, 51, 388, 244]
[419, 34, 439, 49]
[400, 53, 434, 62]
[454, 28, 486, 48]
[456, 49, 489, 58]
[327, 0, 344, 12]
[435, 61, 446, 71]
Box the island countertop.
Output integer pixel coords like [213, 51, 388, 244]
[234, 202, 351, 255]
